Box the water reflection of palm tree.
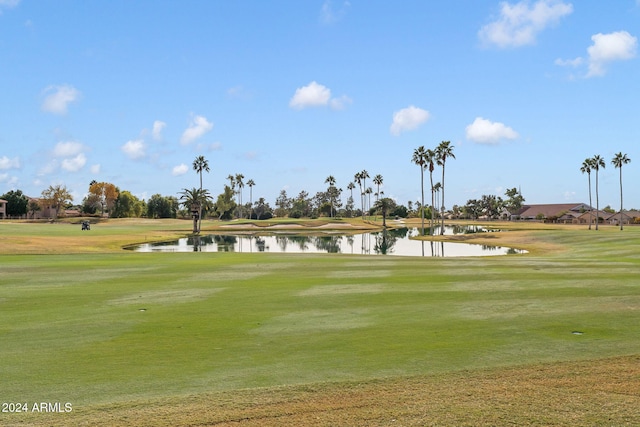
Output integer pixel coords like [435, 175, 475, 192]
[314, 236, 342, 253]
[373, 230, 397, 255]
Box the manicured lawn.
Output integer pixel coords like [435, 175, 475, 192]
[0, 219, 639, 425]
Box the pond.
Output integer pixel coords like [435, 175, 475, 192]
[127, 226, 527, 257]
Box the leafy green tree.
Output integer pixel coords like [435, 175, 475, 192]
[504, 187, 525, 214]
[28, 199, 41, 219]
[591, 155, 605, 230]
[580, 158, 595, 230]
[1, 189, 29, 217]
[612, 152, 631, 230]
[146, 194, 177, 219]
[274, 189, 291, 217]
[113, 190, 145, 218]
[213, 185, 237, 220]
[88, 181, 119, 216]
[436, 141, 455, 234]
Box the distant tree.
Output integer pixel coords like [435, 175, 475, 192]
[425, 148, 437, 234]
[373, 174, 383, 202]
[374, 197, 396, 227]
[436, 141, 455, 234]
[247, 179, 256, 218]
[612, 152, 631, 230]
[146, 194, 177, 219]
[591, 155, 606, 230]
[480, 194, 504, 219]
[580, 158, 595, 230]
[88, 181, 118, 216]
[252, 197, 272, 220]
[412, 146, 428, 232]
[1, 189, 29, 217]
[113, 190, 145, 218]
[504, 187, 525, 214]
[213, 185, 237, 220]
[192, 155, 210, 231]
[235, 173, 245, 218]
[180, 187, 213, 233]
[275, 189, 291, 217]
[28, 199, 41, 219]
[41, 184, 73, 219]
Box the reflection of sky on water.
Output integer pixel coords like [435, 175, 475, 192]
[131, 227, 527, 257]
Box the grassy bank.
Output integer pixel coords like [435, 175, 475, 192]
[0, 220, 638, 425]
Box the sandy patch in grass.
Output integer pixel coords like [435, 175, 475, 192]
[108, 288, 224, 306]
[298, 283, 387, 296]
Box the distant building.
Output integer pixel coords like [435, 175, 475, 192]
[512, 203, 592, 222]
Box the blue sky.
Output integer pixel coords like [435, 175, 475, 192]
[1, 0, 639, 210]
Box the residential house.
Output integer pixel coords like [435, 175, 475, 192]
[512, 203, 592, 222]
[0, 198, 7, 219]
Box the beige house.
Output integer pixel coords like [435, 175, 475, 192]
[0, 198, 7, 219]
[513, 203, 591, 222]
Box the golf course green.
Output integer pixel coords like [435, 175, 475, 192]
[0, 219, 638, 426]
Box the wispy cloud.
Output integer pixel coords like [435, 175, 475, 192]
[555, 30, 637, 78]
[180, 115, 213, 145]
[465, 117, 519, 144]
[390, 106, 430, 136]
[479, 0, 573, 48]
[152, 120, 166, 141]
[172, 163, 189, 176]
[320, 0, 350, 25]
[0, 0, 20, 14]
[289, 81, 351, 110]
[41, 84, 81, 115]
[0, 155, 20, 170]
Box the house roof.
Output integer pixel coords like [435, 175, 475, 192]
[515, 203, 591, 219]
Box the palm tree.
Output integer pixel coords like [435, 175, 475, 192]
[374, 197, 396, 228]
[580, 158, 594, 230]
[192, 155, 210, 232]
[247, 179, 255, 219]
[234, 173, 245, 218]
[360, 170, 370, 218]
[347, 181, 355, 199]
[179, 187, 212, 234]
[425, 148, 437, 235]
[373, 174, 383, 202]
[354, 172, 364, 219]
[591, 155, 605, 230]
[436, 141, 455, 235]
[412, 146, 428, 233]
[325, 175, 336, 217]
[612, 152, 631, 230]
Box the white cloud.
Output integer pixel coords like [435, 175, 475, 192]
[172, 163, 189, 176]
[152, 120, 166, 140]
[53, 140, 84, 157]
[330, 95, 353, 110]
[465, 117, 519, 144]
[290, 81, 331, 109]
[390, 106, 430, 136]
[586, 31, 637, 77]
[121, 139, 146, 159]
[320, 0, 350, 24]
[0, 0, 20, 13]
[180, 115, 213, 145]
[0, 155, 20, 170]
[554, 57, 583, 67]
[61, 153, 87, 172]
[41, 84, 81, 115]
[196, 141, 223, 152]
[479, 0, 573, 48]
[90, 164, 101, 174]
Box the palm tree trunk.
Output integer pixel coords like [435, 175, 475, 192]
[420, 169, 425, 234]
[619, 167, 624, 231]
[587, 174, 593, 230]
[595, 170, 599, 231]
[440, 163, 446, 235]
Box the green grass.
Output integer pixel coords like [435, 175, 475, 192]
[0, 220, 639, 424]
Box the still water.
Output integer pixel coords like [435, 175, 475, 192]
[129, 226, 527, 257]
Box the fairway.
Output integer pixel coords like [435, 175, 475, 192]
[1, 220, 639, 426]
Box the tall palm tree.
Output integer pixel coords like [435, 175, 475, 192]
[412, 146, 427, 233]
[192, 155, 210, 232]
[325, 175, 336, 217]
[247, 179, 255, 219]
[436, 141, 455, 235]
[235, 173, 244, 218]
[580, 158, 594, 230]
[354, 172, 365, 219]
[374, 197, 396, 228]
[373, 174, 383, 202]
[425, 148, 437, 235]
[360, 170, 370, 218]
[591, 155, 605, 230]
[612, 152, 631, 230]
